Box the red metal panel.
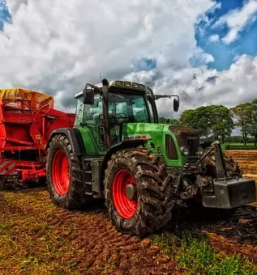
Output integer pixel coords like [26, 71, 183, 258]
[0, 89, 75, 184]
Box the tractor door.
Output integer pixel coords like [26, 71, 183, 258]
[75, 92, 151, 154]
[74, 93, 123, 153]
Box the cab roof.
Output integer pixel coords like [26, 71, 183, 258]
[74, 80, 153, 99]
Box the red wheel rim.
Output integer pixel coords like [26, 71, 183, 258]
[52, 150, 70, 196]
[112, 169, 137, 219]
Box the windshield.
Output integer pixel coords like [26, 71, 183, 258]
[109, 93, 150, 122]
[83, 92, 151, 124]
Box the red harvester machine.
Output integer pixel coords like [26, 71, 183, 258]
[0, 88, 75, 188]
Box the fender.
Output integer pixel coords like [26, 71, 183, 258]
[100, 139, 147, 185]
[47, 128, 87, 156]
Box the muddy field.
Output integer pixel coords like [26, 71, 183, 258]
[0, 150, 257, 274]
[225, 150, 257, 181]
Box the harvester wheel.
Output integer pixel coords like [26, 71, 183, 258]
[46, 134, 90, 209]
[104, 148, 174, 237]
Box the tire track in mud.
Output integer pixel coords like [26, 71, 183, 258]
[1, 148, 257, 274]
[46, 206, 177, 274]
[0, 189, 179, 274]
[47, 200, 257, 271]
[168, 203, 257, 264]
[1, 188, 257, 273]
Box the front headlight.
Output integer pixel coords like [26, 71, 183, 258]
[180, 146, 189, 156]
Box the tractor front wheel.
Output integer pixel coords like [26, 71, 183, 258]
[46, 134, 91, 209]
[104, 148, 174, 237]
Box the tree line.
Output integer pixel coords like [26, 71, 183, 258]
[159, 98, 257, 146]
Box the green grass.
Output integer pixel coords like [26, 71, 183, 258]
[153, 233, 257, 275]
[222, 143, 257, 150]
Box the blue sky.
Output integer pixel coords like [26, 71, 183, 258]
[0, 1, 11, 30]
[195, 0, 257, 70]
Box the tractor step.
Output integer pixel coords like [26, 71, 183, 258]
[83, 159, 94, 196]
[82, 158, 104, 199]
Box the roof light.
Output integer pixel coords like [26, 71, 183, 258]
[115, 81, 123, 86]
[124, 81, 131, 87]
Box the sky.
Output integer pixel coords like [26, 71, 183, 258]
[0, 0, 257, 119]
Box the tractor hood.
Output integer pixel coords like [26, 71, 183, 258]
[121, 123, 200, 162]
[122, 123, 167, 154]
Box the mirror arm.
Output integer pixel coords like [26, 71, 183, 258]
[154, 95, 179, 101]
[84, 83, 102, 94]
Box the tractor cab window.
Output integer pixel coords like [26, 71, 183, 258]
[83, 94, 103, 125]
[131, 96, 150, 122]
[108, 93, 150, 123]
[81, 92, 151, 150]
[83, 92, 150, 125]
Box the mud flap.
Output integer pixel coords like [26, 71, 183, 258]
[202, 178, 256, 209]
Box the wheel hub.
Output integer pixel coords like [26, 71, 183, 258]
[126, 184, 136, 200]
[112, 169, 137, 219]
[52, 150, 70, 196]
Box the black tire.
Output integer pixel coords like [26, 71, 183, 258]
[104, 148, 174, 237]
[46, 134, 90, 209]
[203, 149, 242, 178]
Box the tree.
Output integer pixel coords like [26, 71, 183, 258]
[180, 109, 198, 128]
[158, 117, 180, 125]
[249, 99, 257, 146]
[180, 105, 233, 142]
[159, 117, 170, 124]
[169, 119, 180, 126]
[180, 108, 210, 137]
[207, 105, 234, 143]
[231, 103, 253, 146]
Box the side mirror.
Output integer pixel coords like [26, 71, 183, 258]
[174, 98, 179, 112]
[83, 88, 95, 105]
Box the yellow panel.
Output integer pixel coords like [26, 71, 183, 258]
[0, 88, 54, 112]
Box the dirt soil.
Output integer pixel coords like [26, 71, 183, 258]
[0, 150, 256, 274]
[0, 188, 180, 275]
[225, 150, 257, 181]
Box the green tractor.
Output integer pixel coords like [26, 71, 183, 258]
[46, 79, 256, 236]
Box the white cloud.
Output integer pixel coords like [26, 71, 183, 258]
[209, 34, 220, 42]
[192, 48, 215, 64]
[1, 0, 257, 121]
[0, 0, 215, 111]
[214, 0, 257, 44]
[125, 54, 257, 117]
[5, 0, 27, 15]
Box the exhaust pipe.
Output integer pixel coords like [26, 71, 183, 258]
[102, 79, 111, 148]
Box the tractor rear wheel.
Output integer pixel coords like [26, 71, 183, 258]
[104, 148, 174, 237]
[46, 134, 90, 209]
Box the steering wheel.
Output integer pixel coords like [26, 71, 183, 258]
[109, 113, 128, 125]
